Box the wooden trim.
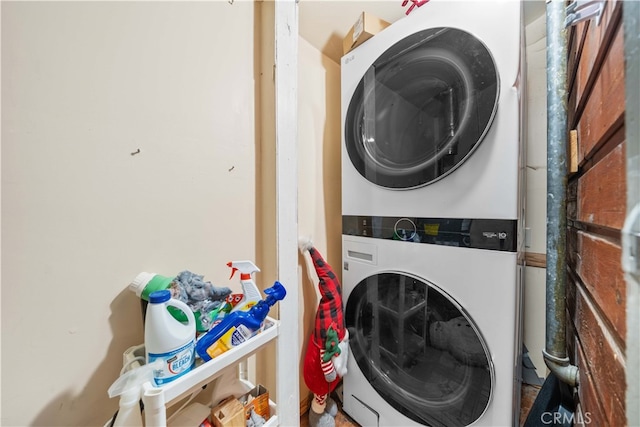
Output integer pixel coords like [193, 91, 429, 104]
[570, 129, 579, 173]
[275, 1, 300, 424]
[568, 19, 590, 101]
[576, 143, 627, 231]
[572, 1, 623, 127]
[300, 393, 312, 417]
[568, 219, 623, 244]
[525, 252, 547, 268]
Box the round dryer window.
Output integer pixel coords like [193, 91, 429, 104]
[344, 27, 499, 189]
[345, 272, 493, 427]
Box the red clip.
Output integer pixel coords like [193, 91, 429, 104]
[402, 0, 430, 15]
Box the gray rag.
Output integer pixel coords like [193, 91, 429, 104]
[171, 270, 232, 327]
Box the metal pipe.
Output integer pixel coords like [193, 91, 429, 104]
[544, 0, 579, 387]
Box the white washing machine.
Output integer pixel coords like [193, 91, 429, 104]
[341, 0, 524, 220]
[342, 231, 523, 426]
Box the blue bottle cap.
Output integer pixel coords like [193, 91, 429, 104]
[149, 289, 171, 303]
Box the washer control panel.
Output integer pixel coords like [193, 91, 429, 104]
[343, 215, 517, 252]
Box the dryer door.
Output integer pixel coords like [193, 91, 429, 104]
[344, 28, 499, 189]
[345, 272, 493, 427]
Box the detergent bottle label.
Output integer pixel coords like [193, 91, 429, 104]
[148, 340, 195, 385]
[205, 325, 255, 359]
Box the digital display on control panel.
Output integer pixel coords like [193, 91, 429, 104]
[343, 215, 517, 252]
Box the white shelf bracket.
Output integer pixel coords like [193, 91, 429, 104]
[565, 0, 605, 27]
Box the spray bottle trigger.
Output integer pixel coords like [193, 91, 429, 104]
[107, 360, 163, 399]
[227, 262, 238, 280]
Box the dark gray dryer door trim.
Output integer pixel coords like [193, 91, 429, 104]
[344, 27, 499, 189]
[345, 271, 494, 426]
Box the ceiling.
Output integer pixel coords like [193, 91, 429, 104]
[298, 0, 547, 63]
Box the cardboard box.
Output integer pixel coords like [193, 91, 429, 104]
[168, 403, 210, 427]
[239, 384, 270, 421]
[211, 396, 245, 427]
[343, 12, 391, 55]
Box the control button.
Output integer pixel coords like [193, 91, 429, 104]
[394, 218, 417, 241]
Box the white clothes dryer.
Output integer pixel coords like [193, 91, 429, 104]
[341, 0, 524, 220]
[341, 229, 523, 427]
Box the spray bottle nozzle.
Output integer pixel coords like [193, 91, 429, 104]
[108, 359, 163, 400]
[246, 281, 287, 322]
[263, 281, 286, 304]
[227, 261, 260, 280]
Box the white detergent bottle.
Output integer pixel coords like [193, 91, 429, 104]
[145, 289, 196, 385]
[227, 261, 262, 313]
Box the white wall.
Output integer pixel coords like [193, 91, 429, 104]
[524, 12, 548, 378]
[297, 35, 342, 404]
[297, 38, 341, 260]
[1, 2, 262, 425]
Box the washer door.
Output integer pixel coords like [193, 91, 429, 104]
[345, 272, 493, 427]
[345, 27, 499, 189]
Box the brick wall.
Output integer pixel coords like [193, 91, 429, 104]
[566, 1, 627, 425]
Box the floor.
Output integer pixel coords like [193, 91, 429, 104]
[300, 383, 541, 427]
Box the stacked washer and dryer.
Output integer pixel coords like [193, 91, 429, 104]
[340, 1, 525, 426]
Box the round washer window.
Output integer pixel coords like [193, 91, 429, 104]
[345, 27, 499, 189]
[345, 272, 493, 426]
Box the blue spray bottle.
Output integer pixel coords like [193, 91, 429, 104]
[195, 281, 286, 362]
